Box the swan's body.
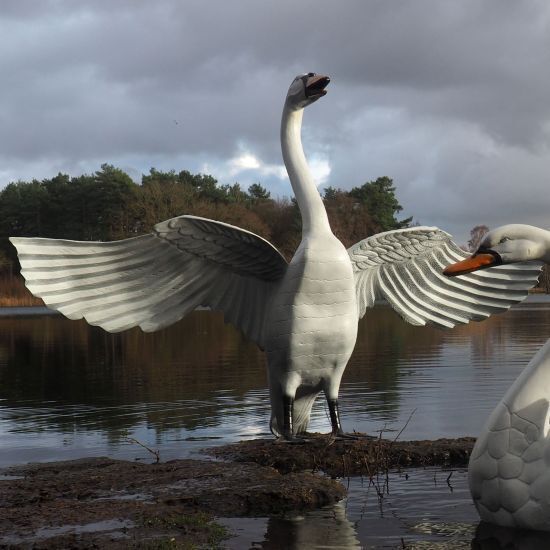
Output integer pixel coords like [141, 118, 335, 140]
[445, 225, 550, 530]
[265, 234, 357, 434]
[10, 77, 541, 440]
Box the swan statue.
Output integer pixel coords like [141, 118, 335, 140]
[445, 224, 550, 530]
[9, 75, 541, 441]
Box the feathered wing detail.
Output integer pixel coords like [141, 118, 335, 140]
[10, 215, 288, 346]
[348, 227, 543, 328]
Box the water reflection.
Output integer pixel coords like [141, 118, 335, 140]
[1, 297, 550, 465]
[0, 310, 274, 464]
[347, 297, 550, 439]
[0, 312, 266, 428]
[225, 467, 550, 549]
[223, 468, 477, 549]
[2, 298, 550, 547]
[263, 501, 360, 549]
[474, 521, 550, 549]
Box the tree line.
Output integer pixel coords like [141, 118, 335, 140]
[0, 165, 411, 272]
[1, 167, 547, 292]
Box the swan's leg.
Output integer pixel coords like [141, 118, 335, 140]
[282, 395, 294, 436]
[324, 371, 359, 439]
[276, 373, 307, 442]
[278, 394, 306, 443]
[327, 397, 360, 439]
[324, 370, 345, 435]
[327, 398, 342, 435]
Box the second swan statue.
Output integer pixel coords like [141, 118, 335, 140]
[10, 74, 541, 440]
[446, 225, 550, 531]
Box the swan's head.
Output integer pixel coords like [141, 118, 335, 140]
[444, 224, 548, 277]
[285, 73, 330, 111]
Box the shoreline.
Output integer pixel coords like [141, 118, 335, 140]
[0, 291, 548, 314]
[0, 305, 58, 317]
[0, 435, 474, 548]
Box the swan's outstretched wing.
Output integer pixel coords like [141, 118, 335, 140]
[10, 215, 287, 345]
[348, 226, 542, 328]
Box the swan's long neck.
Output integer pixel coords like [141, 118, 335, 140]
[281, 104, 330, 235]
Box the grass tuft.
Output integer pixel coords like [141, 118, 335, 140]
[141, 512, 230, 549]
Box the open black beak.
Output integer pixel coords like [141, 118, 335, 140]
[305, 73, 330, 99]
[443, 248, 503, 277]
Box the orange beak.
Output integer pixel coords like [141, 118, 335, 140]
[443, 253, 500, 277]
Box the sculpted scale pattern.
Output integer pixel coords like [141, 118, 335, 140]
[469, 341, 550, 530]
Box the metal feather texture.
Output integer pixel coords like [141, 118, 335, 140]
[348, 226, 543, 328]
[10, 215, 288, 345]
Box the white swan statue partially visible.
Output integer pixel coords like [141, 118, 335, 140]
[445, 224, 550, 530]
[9, 75, 541, 441]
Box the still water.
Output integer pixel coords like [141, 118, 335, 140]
[1, 296, 550, 547]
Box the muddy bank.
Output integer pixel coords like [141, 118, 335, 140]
[209, 434, 476, 477]
[0, 456, 344, 548]
[0, 435, 475, 548]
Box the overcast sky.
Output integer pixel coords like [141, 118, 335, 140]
[1, 0, 549, 244]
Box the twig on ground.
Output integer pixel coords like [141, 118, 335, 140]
[392, 408, 417, 443]
[126, 436, 161, 463]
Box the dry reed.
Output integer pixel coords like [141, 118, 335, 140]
[0, 275, 44, 307]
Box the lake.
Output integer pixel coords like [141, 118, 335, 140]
[1, 296, 550, 547]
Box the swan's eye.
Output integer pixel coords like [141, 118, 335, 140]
[499, 237, 511, 244]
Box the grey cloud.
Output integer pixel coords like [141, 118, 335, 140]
[0, 0, 549, 241]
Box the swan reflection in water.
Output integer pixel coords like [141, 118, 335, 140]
[474, 521, 550, 549]
[261, 501, 360, 550]
[223, 468, 536, 549]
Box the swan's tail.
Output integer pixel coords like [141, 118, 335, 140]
[269, 386, 320, 437]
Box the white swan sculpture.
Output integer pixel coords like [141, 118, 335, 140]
[10, 75, 542, 441]
[445, 224, 550, 531]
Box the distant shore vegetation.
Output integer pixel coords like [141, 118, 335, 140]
[0, 165, 411, 305]
[0, 164, 546, 304]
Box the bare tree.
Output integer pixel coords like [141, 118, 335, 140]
[468, 225, 489, 252]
